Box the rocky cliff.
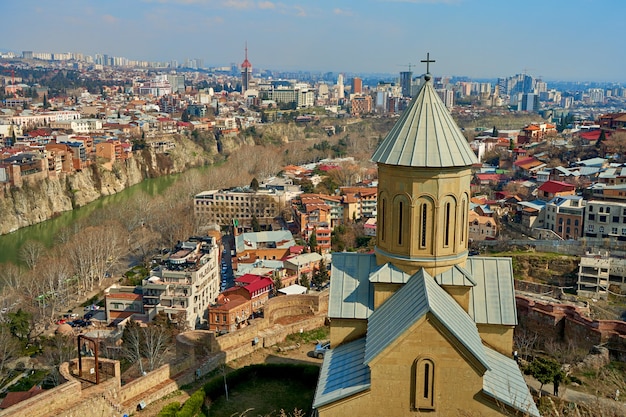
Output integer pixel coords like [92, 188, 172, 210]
[0, 136, 216, 235]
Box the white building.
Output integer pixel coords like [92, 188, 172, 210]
[142, 238, 220, 329]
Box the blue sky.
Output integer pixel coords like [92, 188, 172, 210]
[2, 0, 624, 82]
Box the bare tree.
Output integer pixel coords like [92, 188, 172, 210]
[0, 325, 20, 380]
[41, 333, 77, 387]
[18, 240, 46, 270]
[514, 326, 538, 361]
[0, 263, 24, 290]
[142, 325, 171, 371]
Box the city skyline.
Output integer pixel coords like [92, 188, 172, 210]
[2, 0, 625, 82]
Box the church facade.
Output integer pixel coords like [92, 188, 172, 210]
[313, 70, 539, 417]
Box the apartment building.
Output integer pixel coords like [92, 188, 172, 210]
[194, 188, 286, 226]
[584, 199, 626, 240]
[207, 294, 251, 333]
[577, 251, 610, 299]
[142, 238, 220, 329]
[468, 210, 498, 241]
[543, 195, 585, 240]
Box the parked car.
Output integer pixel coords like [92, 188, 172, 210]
[314, 342, 330, 359]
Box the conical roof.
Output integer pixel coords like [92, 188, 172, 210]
[371, 75, 478, 168]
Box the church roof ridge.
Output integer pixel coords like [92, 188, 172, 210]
[371, 76, 478, 168]
[364, 267, 488, 369]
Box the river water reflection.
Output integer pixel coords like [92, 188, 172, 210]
[0, 174, 178, 265]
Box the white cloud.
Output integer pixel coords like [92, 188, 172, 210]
[102, 14, 119, 25]
[333, 8, 353, 16]
[258, 1, 275, 9]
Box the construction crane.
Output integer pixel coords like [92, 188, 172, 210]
[398, 63, 415, 72]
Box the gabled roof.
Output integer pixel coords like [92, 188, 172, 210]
[538, 180, 575, 194]
[483, 347, 540, 417]
[465, 257, 517, 326]
[368, 262, 411, 284]
[371, 77, 478, 168]
[328, 253, 376, 320]
[364, 268, 488, 370]
[313, 337, 371, 408]
[435, 264, 477, 287]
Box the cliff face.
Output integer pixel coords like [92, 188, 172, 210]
[0, 137, 216, 235]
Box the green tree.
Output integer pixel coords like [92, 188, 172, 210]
[251, 215, 261, 232]
[43, 94, 50, 109]
[596, 129, 606, 149]
[181, 109, 189, 122]
[309, 229, 317, 253]
[7, 309, 31, 343]
[250, 177, 260, 191]
[526, 357, 563, 394]
[299, 273, 309, 289]
[312, 258, 329, 289]
[492, 125, 498, 137]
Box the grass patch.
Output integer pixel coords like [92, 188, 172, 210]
[284, 327, 329, 345]
[208, 375, 315, 417]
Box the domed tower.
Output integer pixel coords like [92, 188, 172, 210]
[372, 58, 478, 277]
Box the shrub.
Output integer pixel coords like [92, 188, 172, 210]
[158, 402, 181, 417]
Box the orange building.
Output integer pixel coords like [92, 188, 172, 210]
[207, 294, 251, 333]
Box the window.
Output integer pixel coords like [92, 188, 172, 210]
[599, 226, 605, 233]
[444, 202, 451, 247]
[614, 216, 620, 223]
[380, 198, 386, 242]
[413, 358, 435, 410]
[589, 206, 594, 213]
[589, 214, 595, 221]
[612, 227, 618, 235]
[600, 215, 607, 223]
[588, 225, 595, 232]
[421, 204, 428, 248]
[398, 201, 404, 246]
[575, 219, 579, 226]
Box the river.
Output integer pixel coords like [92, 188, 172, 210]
[0, 174, 179, 266]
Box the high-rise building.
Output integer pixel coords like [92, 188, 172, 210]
[241, 44, 252, 94]
[337, 74, 345, 100]
[400, 71, 413, 97]
[352, 77, 363, 94]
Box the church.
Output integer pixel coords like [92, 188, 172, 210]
[313, 61, 540, 417]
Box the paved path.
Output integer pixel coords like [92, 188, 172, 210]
[524, 375, 626, 413]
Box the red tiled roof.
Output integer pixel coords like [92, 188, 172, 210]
[476, 173, 502, 181]
[0, 385, 44, 409]
[538, 180, 575, 193]
[235, 274, 264, 285]
[106, 293, 141, 300]
[244, 277, 273, 294]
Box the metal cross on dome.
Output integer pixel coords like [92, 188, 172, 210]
[421, 52, 435, 74]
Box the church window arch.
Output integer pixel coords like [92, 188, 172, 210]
[412, 357, 436, 410]
[416, 197, 434, 251]
[393, 195, 410, 250]
[380, 196, 387, 243]
[441, 195, 457, 249]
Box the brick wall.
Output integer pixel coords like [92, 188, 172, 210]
[516, 295, 626, 354]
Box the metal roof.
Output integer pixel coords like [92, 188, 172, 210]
[371, 77, 478, 168]
[368, 262, 412, 284]
[328, 253, 376, 319]
[435, 264, 477, 287]
[235, 230, 295, 252]
[364, 268, 489, 370]
[313, 337, 371, 409]
[482, 347, 540, 417]
[465, 257, 517, 326]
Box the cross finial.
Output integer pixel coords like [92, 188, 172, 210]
[421, 52, 435, 74]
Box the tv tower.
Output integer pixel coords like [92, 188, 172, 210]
[241, 42, 252, 94]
